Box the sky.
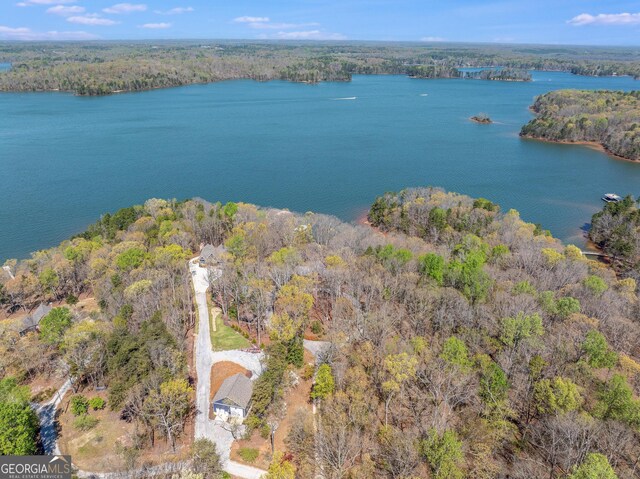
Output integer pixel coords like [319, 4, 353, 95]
[1, 1, 640, 45]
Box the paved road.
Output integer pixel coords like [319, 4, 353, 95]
[303, 339, 331, 362]
[190, 259, 266, 479]
[35, 378, 72, 455]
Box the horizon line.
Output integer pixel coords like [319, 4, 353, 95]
[1, 38, 640, 48]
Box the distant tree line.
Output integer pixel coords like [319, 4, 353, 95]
[0, 41, 637, 96]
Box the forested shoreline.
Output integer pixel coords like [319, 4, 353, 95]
[521, 90, 640, 161]
[1, 188, 640, 478]
[0, 41, 638, 96]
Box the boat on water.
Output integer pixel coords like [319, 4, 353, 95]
[602, 193, 622, 203]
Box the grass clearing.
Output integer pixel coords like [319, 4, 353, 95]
[209, 309, 250, 351]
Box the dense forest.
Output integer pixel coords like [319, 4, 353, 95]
[0, 41, 638, 95]
[1, 188, 640, 478]
[521, 90, 640, 161]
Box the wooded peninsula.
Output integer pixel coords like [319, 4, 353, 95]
[0, 41, 638, 95]
[521, 90, 640, 161]
[1, 188, 639, 478]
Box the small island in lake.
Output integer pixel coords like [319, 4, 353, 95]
[520, 89, 640, 161]
[471, 113, 493, 124]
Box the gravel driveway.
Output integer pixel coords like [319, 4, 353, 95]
[190, 259, 266, 479]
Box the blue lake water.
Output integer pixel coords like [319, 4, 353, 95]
[2, 71, 640, 260]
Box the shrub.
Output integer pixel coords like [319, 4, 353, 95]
[260, 423, 271, 440]
[238, 447, 259, 463]
[243, 414, 262, 432]
[70, 395, 89, 416]
[310, 320, 323, 335]
[301, 364, 315, 380]
[65, 294, 79, 305]
[89, 397, 106, 410]
[73, 414, 99, 431]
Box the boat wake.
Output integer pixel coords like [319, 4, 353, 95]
[419, 93, 429, 96]
[333, 96, 357, 100]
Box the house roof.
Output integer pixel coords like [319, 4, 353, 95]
[201, 244, 216, 260]
[20, 303, 52, 332]
[201, 244, 226, 261]
[212, 373, 253, 409]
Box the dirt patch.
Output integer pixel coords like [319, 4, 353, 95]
[73, 296, 100, 316]
[58, 389, 191, 473]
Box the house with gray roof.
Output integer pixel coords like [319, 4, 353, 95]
[199, 244, 226, 266]
[212, 373, 253, 420]
[19, 303, 52, 336]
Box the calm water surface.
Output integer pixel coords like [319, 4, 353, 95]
[2, 72, 640, 260]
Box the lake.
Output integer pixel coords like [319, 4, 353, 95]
[2, 72, 640, 261]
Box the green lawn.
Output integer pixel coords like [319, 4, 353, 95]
[210, 310, 250, 351]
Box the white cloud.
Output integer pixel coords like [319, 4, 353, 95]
[155, 7, 193, 15]
[46, 5, 85, 16]
[0, 26, 31, 36]
[67, 15, 119, 26]
[234, 16, 320, 31]
[273, 30, 346, 40]
[249, 21, 319, 30]
[420, 36, 445, 42]
[0, 25, 98, 40]
[17, 0, 76, 5]
[568, 12, 640, 26]
[234, 16, 270, 23]
[140, 22, 171, 29]
[103, 3, 147, 14]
